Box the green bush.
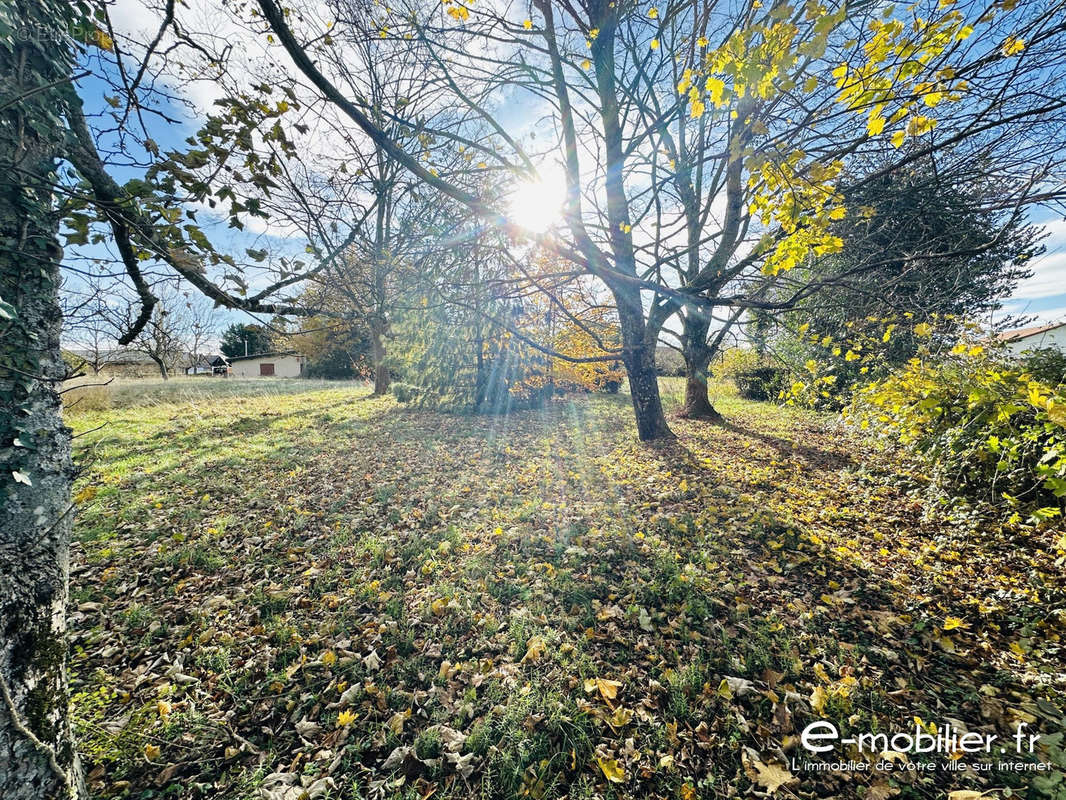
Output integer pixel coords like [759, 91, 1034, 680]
[734, 367, 787, 402]
[1020, 347, 1066, 389]
[714, 348, 786, 401]
[391, 382, 419, 404]
[304, 348, 365, 380]
[849, 343, 1066, 522]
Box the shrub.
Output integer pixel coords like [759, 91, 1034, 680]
[391, 382, 419, 404]
[713, 347, 763, 381]
[655, 347, 686, 377]
[783, 314, 966, 410]
[849, 343, 1066, 522]
[1020, 347, 1066, 388]
[714, 348, 786, 401]
[304, 348, 365, 380]
[733, 367, 787, 401]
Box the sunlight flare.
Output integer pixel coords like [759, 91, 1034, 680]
[508, 169, 566, 233]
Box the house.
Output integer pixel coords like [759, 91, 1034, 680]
[995, 321, 1066, 356]
[183, 354, 230, 376]
[183, 355, 213, 376]
[226, 351, 306, 378]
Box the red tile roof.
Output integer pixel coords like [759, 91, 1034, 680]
[995, 321, 1066, 342]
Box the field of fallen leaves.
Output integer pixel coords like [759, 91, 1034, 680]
[66, 379, 1066, 800]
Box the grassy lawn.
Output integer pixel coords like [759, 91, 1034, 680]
[66, 380, 1066, 800]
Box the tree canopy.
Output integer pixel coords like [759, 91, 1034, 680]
[220, 323, 276, 359]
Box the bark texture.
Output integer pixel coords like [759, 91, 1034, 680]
[624, 342, 675, 440]
[0, 2, 85, 795]
[678, 314, 723, 422]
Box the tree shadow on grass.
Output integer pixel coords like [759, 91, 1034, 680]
[713, 417, 856, 470]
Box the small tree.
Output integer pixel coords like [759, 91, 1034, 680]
[292, 316, 371, 379]
[63, 306, 116, 375]
[770, 163, 1042, 404]
[185, 300, 218, 373]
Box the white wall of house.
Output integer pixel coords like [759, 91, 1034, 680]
[229, 354, 305, 378]
[1004, 327, 1066, 356]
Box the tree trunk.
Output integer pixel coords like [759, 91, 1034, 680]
[585, 16, 673, 443]
[678, 311, 723, 422]
[680, 369, 723, 421]
[625, 350, 674, 440]
[1, 3, 85, 793]
[370, 323, 389, 395]
[616, 288, 674, 441]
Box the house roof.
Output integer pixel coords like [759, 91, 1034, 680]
[226, 350, 302, 363]
[995, 321, 1066, 342]
[183, 354, 227, 368]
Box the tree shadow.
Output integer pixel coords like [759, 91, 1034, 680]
[713, 417, 857, 470]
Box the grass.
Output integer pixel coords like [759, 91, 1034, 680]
[65, 378, 1066, 800]
[62, 375, 360, 412]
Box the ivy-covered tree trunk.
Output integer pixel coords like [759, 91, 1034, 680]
[0, 2, 86, 796]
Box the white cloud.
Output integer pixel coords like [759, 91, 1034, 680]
[1005, 218, 1066, 305]
[1011, 250, 1066, 300]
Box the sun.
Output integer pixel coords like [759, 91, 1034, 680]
[509, 169, 566, 234]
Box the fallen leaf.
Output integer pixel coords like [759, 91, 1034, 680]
[583, 677, 622, 702]
[744, 749, 795, 794]
[607, 706, 633, 729]
[387, 709, 411, 735]
[596, 756, 626, 783]
[363, 649, 382, 671]
[521, 636, 546, 663]
[638, 607, 653, 632]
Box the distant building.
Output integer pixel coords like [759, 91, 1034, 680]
[995, 322, 1066, 356]
[183, 354, 230, 376]
[226, 351, 306, 378]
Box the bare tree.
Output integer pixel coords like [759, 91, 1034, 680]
[183, 296, 219, 375]
[63, 302, 117, 375]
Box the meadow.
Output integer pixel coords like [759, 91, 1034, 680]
[65, 379, 1066, 800]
